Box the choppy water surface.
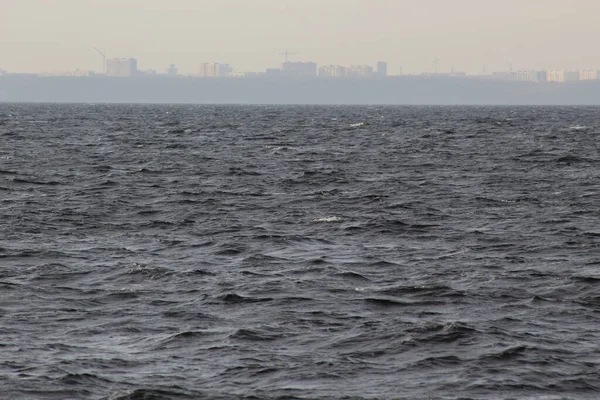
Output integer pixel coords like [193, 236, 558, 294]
[1, 104, 600, 400]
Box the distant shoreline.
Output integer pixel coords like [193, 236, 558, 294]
[2, 75, 600, 105]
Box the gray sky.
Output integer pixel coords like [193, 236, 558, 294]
[1, 0, 598, 74]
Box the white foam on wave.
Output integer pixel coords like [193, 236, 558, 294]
[350, 122, 365, 128]
[313, 216, 343, 223]
[569, 125, 591, 131]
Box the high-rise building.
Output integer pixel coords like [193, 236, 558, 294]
[106, 58, 138, 77]
[318, 65, 346, 77]
[166, 64, 178, 76]
[346, 65, 374, 78]
[280, 62, 317, 77]
[564, 70, 579, 82]
[546, 70, 564, 83]
[547, 70, 579, 83]
[516, 70, 547, 83]
[199, 63, 233, 77]
[199, 63, 216, 77]
[376, 61, 388, 77]
[579, 69, 599, 81]
[220, 64, 233, 77]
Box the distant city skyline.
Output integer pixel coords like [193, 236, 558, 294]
[6, 53, 600, 80]
[6, 55, 600, 86]
[3, 0, 600, 75]
[5, 48, 600, 77]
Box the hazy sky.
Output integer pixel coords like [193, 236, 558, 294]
[2, 0, 599, 74]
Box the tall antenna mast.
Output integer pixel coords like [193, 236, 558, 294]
[93, 47, 107, 74]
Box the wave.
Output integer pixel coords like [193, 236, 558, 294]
[11, 178, 63, 185]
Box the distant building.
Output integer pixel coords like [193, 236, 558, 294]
[318, 65, 346, 78]
[265, 68, 282, 77]
[421, 71, 466, 78]
[516, 70, 534, 82]
[579, 69, 599, 81]
[536, 71, 548, 83]
[547, 70, 564, 83]
[220, 64, 233, 77]
[564, 70, 579, 82]
[489, 72, 517, 81]
[280, 62, 317, 77]
[40, 69, 94, 77]
[376, 61, 388, 77]
[199, 63, 233, 77]
[230, 71, 259, 78]
[547, 70, 579, 83]
[166, 64, 178, 76]
[346, 65, 374, 78]
[106, 58, 138, 77]
[0, 69, 6, 77]
[199, 63, 216, 77]
[516, 70, 547, 83]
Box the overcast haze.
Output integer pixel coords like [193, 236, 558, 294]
[2, 0, 599, 75]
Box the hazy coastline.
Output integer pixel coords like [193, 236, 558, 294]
[2, 75, 600, 105]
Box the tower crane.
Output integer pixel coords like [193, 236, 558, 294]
[93, 47, 107, 74]
[279, 49, 299, 63]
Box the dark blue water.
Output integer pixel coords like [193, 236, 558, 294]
[1, 104, 600, 400]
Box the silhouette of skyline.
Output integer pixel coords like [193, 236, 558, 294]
[4, 54, 600, 87]
[2, 0, 600, 75]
